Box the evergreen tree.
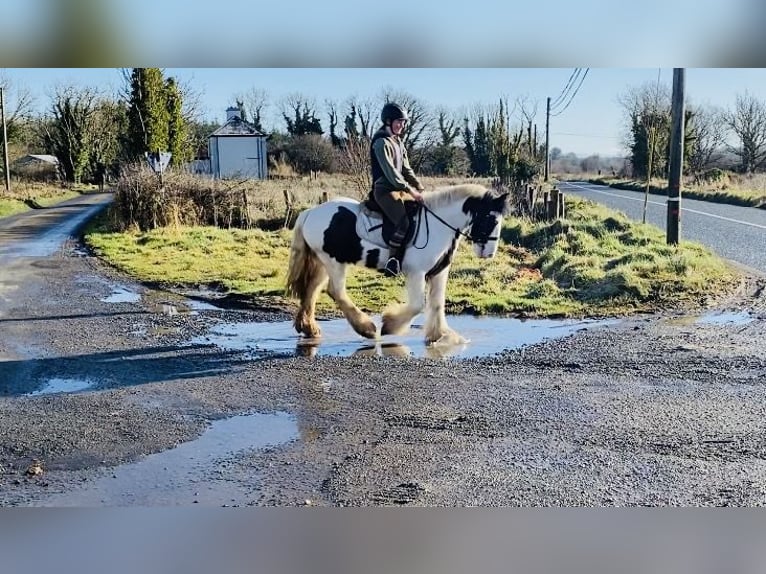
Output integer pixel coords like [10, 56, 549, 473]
[125, 68, 170, 160]
[165, 77, 188, 166]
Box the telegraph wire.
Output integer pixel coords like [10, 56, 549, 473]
[550, 68, 582, 111]
[551, 68, 589, 117]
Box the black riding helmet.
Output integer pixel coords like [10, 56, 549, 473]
[381, 102, 409, 125]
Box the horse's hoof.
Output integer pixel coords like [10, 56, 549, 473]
[300, 325, 321, 338]
[381, 318, 405, 336]
[427, 330, 468, 346]
[359, 321, 378, 339]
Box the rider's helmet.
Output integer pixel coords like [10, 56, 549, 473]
[381, 102, 409, 125]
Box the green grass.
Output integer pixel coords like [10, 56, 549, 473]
[84, 196, 740, 319]
[0, 186, 83, 217]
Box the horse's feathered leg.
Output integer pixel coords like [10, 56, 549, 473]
[424, 266, 466, 345]
[287, 213, 327, 338]
[381, 272, 426, 336]
[324, 258, 377, 339]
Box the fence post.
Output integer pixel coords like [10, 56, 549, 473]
[283, 189, 294, 228]
[557, 190, 565, 219]
[549, 186, 560, 219]
[542, 189, 551, 221]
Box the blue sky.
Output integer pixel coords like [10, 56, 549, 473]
[3, 68, 765, 158]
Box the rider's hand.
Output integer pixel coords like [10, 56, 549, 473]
[410, 189, 425, 203]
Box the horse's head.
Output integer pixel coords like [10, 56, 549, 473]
[464, 191, 509, 259]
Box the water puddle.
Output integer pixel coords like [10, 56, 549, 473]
[192, 315, 614, 359]
[101, 286, 141, 304]
[27, 377, 97, 396]
[697, 310, 755, 326]
[38, 412, 298, 507]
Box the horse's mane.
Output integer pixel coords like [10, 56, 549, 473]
[423, 183, 488, 210]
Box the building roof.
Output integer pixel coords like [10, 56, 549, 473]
[209, 116, 267, 138]
[14, 154, 59, 165]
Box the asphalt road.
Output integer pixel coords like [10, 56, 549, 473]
[558, 181, 766, 275]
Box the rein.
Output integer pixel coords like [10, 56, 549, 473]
[412, 203, 498, 249]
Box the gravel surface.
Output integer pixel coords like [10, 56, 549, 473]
[1, 239, 765, 506]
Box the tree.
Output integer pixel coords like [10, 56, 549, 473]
[429, 110, 463, 175]
[619, 82, 671, 179]
[234, 87, 268, 132]
[41, 85, 101, 183]
[281, 94, 323, 136]
[0, 74, 35, 144]
[285, 134, 335, 174]
[686, 104, 727, 175]
[165, 77, 190, 166]
[326, 99, 342, 147]
[723, 91, 766, 173]
[89, 98, 127, 179]
[380, 88, 436, 171]
[124, 68, 170, 160]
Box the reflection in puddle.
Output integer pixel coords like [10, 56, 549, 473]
[28, 377, 97, 396]
[193, 315, 614, 359]
[101, 287, 141, 304]
[697, 311, 755, 326]
[38, 412, 298, 507]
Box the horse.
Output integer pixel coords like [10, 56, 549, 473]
[285, 183, 509, 346]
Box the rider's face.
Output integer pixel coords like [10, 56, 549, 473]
[391, 118, 407, 135]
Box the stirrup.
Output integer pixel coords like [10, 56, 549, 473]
[384, 257, 401, 277]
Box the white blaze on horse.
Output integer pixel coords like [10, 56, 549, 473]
[285, 183, 508, 345]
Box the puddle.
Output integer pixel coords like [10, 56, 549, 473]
[27, 377, 97, 396]
[192, 315, 614, 359]
[37, 412, 298, 507]
[697, 310, 755, 326]
[101, 287, 141, 304]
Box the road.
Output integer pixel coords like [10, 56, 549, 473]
[0, 192, 765, 507]
[558, 181, 766, 274]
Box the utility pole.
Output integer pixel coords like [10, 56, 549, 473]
[1, 87, 10, 194]
[666, 68, 685, 245]
[544, 96, 550, 182]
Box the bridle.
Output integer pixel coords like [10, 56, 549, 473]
[412, 202, 500, 249]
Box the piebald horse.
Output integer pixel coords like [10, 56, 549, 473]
[286, 184, 508, 345]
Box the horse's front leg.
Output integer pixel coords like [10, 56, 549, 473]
[381, 272, 426, 336]
[424, 266, 467, 345]
[325, 260, 377, 339]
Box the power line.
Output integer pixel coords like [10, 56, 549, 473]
[551, 68, 589, 117]
[550, 68, 582, 111]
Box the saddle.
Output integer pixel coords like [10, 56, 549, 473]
[357, 198, 421, 249]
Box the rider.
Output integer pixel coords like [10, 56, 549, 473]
[369, 102, 425, 277]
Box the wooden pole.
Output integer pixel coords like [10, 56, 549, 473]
[666, 68, 685, 245]
[1, 87, 10, 193]
[544, 96, 551, 182]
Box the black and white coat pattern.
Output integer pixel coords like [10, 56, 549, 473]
[286, 184, 508, 345]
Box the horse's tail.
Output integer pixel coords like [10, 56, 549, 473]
[286, 209, 323, 301]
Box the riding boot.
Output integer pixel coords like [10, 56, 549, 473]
[384, 218, 408, 277]
[384, 244, 405, 277]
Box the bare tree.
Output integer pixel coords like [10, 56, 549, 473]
[344, 95, 376, 138]
[380, 87, 437, 171]
[0, 72, 36, 142]
[515, 95, 537, 156]
[687, 104, 727, 175]
[723, 91, 766, 173]
[234, 87, 268, 132]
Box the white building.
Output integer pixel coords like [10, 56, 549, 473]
[208, 107, 268, 179]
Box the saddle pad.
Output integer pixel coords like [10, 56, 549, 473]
[356, 207, 388, 248]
